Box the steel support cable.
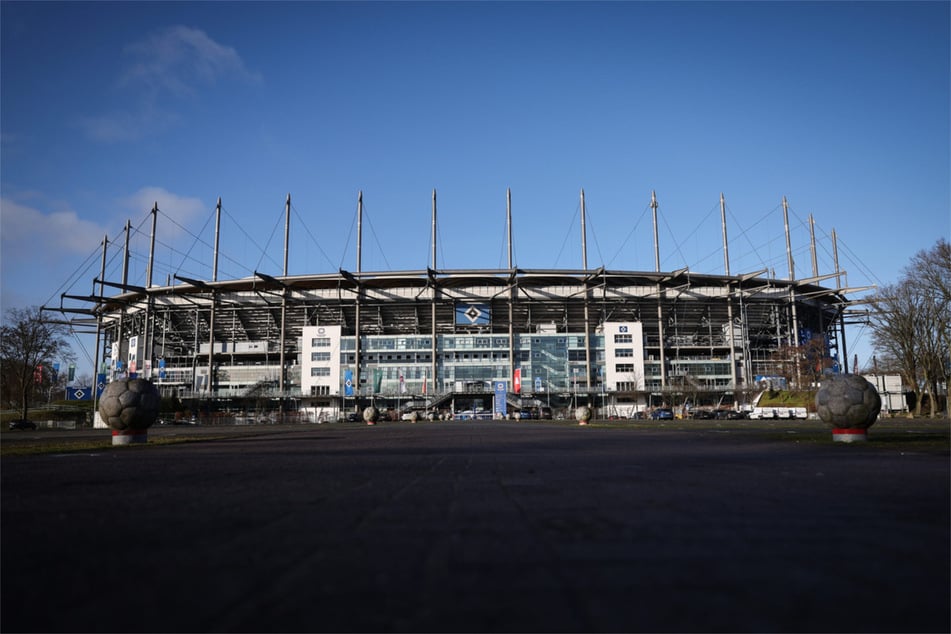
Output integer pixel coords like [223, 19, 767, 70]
[582, 201, 606, 268]
[217, 204, 272, 276]
[657, 204, 689, 271]
[786, 204, 880, 287]
[606, 201, 651, 269]
[552, 200, 581, 268]
[42, 243, 106, 307]
[678, 200, 725, 273]
[725, 202, 780, 275]
[254, 202, 288, 274]
[289, 203, 338, 272]
[834, 236, 885, 287]
[338, 206, 357, 270]
[148, 211, 215, 281]
[437, 223, 447, 269]
[172, 205, 217, 277]
[497, 210, 509, 269]
[360, 202, 392, 271]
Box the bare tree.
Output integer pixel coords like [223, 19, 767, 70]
[0, 306, 76, 421]
[772, 335, 836, 389]
[911, 238, 950, 414]
[869, 240, 950, 417]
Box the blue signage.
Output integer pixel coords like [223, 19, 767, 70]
[493, 380, 507, 417]
[66, 386, 92, 401]
[344, 368, 354, 396]
[456, 303, 491, 326]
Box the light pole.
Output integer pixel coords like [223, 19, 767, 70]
[600, 366, 606, 418]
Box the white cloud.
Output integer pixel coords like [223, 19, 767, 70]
[81, 25, 260, 142]
[122, 25, 262, 96]
[0, 197, 107, 257]
[119, 187, 209, 244]
[0, 188, 212, 311]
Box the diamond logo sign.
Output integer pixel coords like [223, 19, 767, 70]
[456, 303, 490, 325]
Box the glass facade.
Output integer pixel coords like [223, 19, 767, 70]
[336, 332, 609, 394]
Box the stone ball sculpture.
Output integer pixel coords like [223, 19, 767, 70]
[363, 406, 379, 425]
[815, 374, 881, 441]
[98, 378, 160, 444]
[575, 405, 592, 425]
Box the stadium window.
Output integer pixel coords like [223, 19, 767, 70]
[310, 367, 331, 377]
[614, 334, 633, 344]
[311, 351, 331, 362]
[312, 337, 331, 347]
[615, 348, 633, 358]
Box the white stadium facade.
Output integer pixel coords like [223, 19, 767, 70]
[56, 190, 870, 422]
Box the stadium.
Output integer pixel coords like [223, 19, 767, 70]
[55, 189, 869, 423]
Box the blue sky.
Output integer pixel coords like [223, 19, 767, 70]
[2, 0, 948, 376]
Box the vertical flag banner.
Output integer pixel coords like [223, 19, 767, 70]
[399, 369, 406, 393]
[68, 363, 76, 382]
[158, 358, 166, 379]
[494, 381, 507, 417]
[52, 363, 60, 382]
[34, 365, 43, 383]
[373, 368, 383, 393]
[111, 342, 119, 373]
[422, 372, 427, 395]
[128, 336, 138, 376]
[96, 374, 107, 398]
[514, 367, 522, 394]
[344, 368, 354, 396]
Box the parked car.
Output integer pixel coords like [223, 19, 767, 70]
[346, 411, 363, 422]
[8, 419, 37, 430]
[650, 408, 674, 420]
[690, 409, 716, 419]
[518, 409, 533, 420]
[716, 409, 747, 420]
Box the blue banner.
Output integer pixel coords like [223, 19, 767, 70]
[344, 368, 354, 396]
[158, 358, 166, 380]
[494, 380, 507, 417]
[66, 386, 92, 401]
[456, 303, 491, 326]
[96, 374, 107, 398]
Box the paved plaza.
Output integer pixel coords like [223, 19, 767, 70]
[2, 421, 948, 632]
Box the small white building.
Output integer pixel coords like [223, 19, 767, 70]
[862, 374, 908, 414]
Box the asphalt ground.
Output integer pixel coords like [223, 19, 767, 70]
[2, 419, 949, 633]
